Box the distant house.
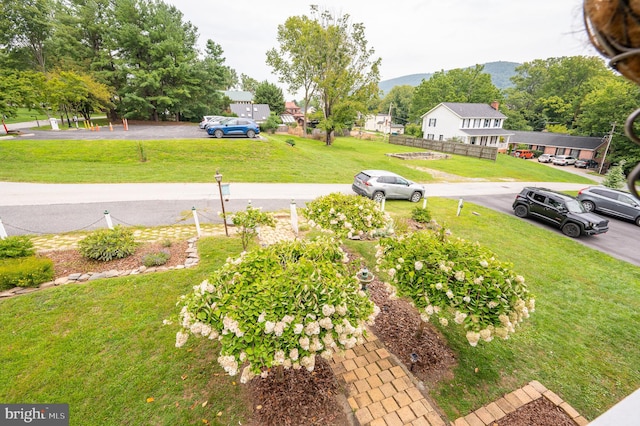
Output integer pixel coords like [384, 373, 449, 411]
[509, 130, 607, 160]
[229, 103, 271, 124]
[222, 91, 253, 104]
[420, 102, 512, 151]
[363, 113, 405, 135]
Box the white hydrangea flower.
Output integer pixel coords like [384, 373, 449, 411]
[264, 321, 275, 334]
[299, 336, 310, 350]
[258, 312, 267, 323]
[274, 321, 286, 336]
[425, 305, 434, 315]
[446, 290, 454, 299]
[175, 331, 189, 348]
[240, 366, 256, 384]
[293, 323, 304, 334]
[420, 312, 430, 322]
[414, 261, 423, 271]
[289, 348, 299, 361]
[466, 331, 481, 347]
[515, 275, 525, 284]
[454, 271, 465, 281]
[336, 304, 348, 316]
[463, 296, 471, 303]
[305, 321, 320, 336]
[454, 311, 467, 324]
[479, 260, 489, 268]
[200, 324, 212, 337]
[435, 283, 443, 290]
[217, 355, 238, 376]
[274, 350, 285, 365]
[479, 328, 493, 342]
[319, 317, 333, 330]
[439, 317, 449, 326]
[322, 305, 335, 317]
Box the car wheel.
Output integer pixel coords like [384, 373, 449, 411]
[514, 204, 528, 218]
[372, 191, 385, 203]
[581, 200, 595, 212]
[410, 191, 422, 203]
[562, 222, 582, 238]
[247, 129, 256, 138]
[635, 216, 640, 227]
[214, 130, 223, 139]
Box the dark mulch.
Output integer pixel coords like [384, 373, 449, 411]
[41, 240, 189, 279]
[247, 359, 350, 426]
[495, 397, 578, 426]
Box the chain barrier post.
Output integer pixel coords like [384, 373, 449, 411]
[380, 197, 385, 212]
[422, 197, 427, 209]
[457, 199, 464, 216]
[192, 207, 201, 237]
[290, 200, 298, 236]
[104, 210, 114, 229]
[0, 218, 8, 239]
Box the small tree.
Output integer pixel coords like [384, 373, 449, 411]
[231, 204, 276, 250]
[376, 226, 534, 346]
[602, 159, 627, 189]
[172, 237, 378, 383]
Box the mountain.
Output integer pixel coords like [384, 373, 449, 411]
[378, 61, 520, 94]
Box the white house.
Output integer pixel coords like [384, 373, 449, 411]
[420, 102, 513, 151]
[364, 113, 404, 134]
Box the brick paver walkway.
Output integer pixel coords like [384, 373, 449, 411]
[330, 332, 448, 426]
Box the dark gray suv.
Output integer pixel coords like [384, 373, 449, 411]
[512, 187, 609, 238]
[577, 186, 640, 226]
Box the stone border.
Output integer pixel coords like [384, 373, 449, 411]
[451, 380, 589, 426]
[0, 237, 200, 299]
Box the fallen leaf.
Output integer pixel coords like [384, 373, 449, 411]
[232, 381, 236, 386]
[255, 405, 262, 410]
[181, 375, 187, 380]
[217, 411, 223, 417]
[474, 367, 479, 373]
[202, 420, 209, 424]
[146, 397, 154, 403]
[201, 401, 207, 407]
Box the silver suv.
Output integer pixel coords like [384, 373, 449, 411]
[352, 170, 424, 202]
[577, 186, 640, 226]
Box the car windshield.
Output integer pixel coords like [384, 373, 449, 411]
[566, 199, 585, 213]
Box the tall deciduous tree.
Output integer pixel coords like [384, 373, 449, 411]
[240, 74, 259, 93]
[312, 7, 380, 146]
[254, 81, 285, 114]
[410, 65, 501, 122]
[0, 0, 55, 72]
[379, 85, 414, 125]
[266, 14, 323, 135]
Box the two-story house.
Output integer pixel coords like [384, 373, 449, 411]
[420, 102, 513, 151]
[364, 113, 405, 134]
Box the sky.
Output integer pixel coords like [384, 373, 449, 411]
[166, 0, 600, 99]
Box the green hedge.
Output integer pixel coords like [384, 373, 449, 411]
[0, 256, 54, 291]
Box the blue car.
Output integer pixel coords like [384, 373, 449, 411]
[207, 118, 260, 139]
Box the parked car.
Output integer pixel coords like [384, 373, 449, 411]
[207, 118, 260, 138]
[513, 149, 535, 159]
[577, 186, 640, 226]
[512, 187, 609, 238]
[537, 154, 555, 163]
[552, 155, 577, 166]
[352, 170, 425, 202]
[199, 115, 223, 129]
[574, 159, 599, 169]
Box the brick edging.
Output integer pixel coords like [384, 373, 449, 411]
[0, 237, 200, 300]
[451, 380, 589, 426]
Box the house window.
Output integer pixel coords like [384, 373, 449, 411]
[439, 135, 444, 141]
[480, 136, 488, 145]
[570, 149, 580, 157]
[470, 137, 477, 145]
[484, 119, 491, 127]
[428, 118, 437, 127]
[426, 134, 434, 140]
[473, 119, 480, 128]
[494, 119, 500, 127]
[462, 119, 470, 128]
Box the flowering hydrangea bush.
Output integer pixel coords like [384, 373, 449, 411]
[302, 193, 391, 239]
[230, 204, 276, 250]
[375, 226, 534, 346]
[172, 237, 378, 382]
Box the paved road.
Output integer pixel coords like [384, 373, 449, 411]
[460, 193, 640, 266]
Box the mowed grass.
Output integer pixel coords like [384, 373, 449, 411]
[0, 237, 253, 425]
[383, 199, 640, 420]
[0, 134, 595, 184]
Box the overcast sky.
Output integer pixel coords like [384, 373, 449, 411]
[166, 0, 600, 99]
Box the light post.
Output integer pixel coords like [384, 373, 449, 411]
[215, 170, 229, 237]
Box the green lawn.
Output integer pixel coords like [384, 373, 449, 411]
[0, 134, 596, 184]
[1, 134, 633, 424]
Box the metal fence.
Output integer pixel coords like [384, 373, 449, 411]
[389, 135, 498, 161]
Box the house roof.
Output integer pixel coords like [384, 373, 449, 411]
[229, 103, 271, 122]
[285, 101, 299, 110]
[510, 130, 607, 150]
[222, 91, 254, 102]
[422, 102, 506, 119]
[280, 114, 296, 123]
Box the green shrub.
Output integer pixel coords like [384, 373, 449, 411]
[411, 206, 432, 224]
[0, 236, 35, 259]
[161, 239, 173, 248]
[285, 139, 296, 147]
[142, 251, 171, 267]
[78, 226, 139, 262]
[0, 256, 54, 290]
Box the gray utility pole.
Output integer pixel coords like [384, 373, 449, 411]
[599, 122, 616, 175]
